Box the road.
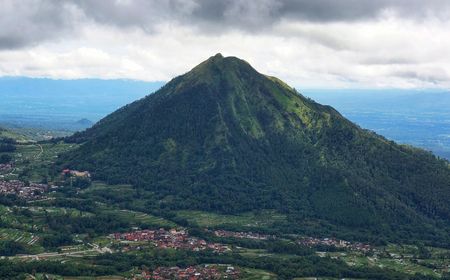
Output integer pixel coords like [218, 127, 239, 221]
[11, 243, 112, 260]
[13, 249, 97, 260]
[35, 143, 44, 159]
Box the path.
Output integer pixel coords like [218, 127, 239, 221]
[35, 143, 44, 159]
[11, 243, 112, 260]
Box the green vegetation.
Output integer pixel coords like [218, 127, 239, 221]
[60, 54, 450, 245]
[241, 267, 277, 279]
[0, 153, 12, 164]
[0, 240, 28, 256]
[0, 130, 77, 181]
[14, 141, 78, 182]
[98, 207, 177, 229]
[175, 210, 286, 232]
[0, 126, 73, 142]
[1, 56, 450, 279]
[0, 127, 29, 142]
[0, 129, 18, 172]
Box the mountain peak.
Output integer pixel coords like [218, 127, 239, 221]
[182, 54, 260, 90]
[196, 53, 251, 69]
[202, 53, 226, 67]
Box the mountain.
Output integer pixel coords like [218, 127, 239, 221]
[61, 54, 450, 244]
[74, 118, 94, 128]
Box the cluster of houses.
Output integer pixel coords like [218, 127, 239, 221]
[0, 179, 52, 199]
[61, 169, 91, 178]
[212, 229, 273, 240]
[297, 236, 372, 253]
[0, 163, 13, 175]
[132, 265, 239, 280]
[112, 228, 230, 253]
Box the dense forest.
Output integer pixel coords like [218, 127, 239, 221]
[61, 54, 450, 244]
[0, 136, 16, 154]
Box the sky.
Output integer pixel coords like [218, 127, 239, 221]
[1, 0, 450, 89]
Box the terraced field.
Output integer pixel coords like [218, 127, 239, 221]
[26, 206, 93, 217]
[0, 228, 39, 245]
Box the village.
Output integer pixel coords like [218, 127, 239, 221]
[131, 265, 240, 280]
[297, 236, 373, 253]
[212, 229, 273, 240]
[111, 228, 230, 253]
[61, 169, 91, 178]
[0, 179, 52, 200]
[112, 227, 374, 255]
[0, 163, 13, 174]
[0, 165, 91, 201]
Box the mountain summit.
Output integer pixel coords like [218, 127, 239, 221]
[62, 54, 450, 243]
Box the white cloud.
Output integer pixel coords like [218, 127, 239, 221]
[0, 1, 449, 89]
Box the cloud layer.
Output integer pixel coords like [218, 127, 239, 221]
[1, 0, 450, 88]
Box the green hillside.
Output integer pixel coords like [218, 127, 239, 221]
[0, 127, 29, 142]
[61, 54, 450, 245]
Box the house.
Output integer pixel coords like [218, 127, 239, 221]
[61, 169, 91, 178]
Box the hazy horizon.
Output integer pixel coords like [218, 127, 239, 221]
[1, 76, 449, 160]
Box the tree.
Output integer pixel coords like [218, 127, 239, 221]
[0, 154, 12, 164]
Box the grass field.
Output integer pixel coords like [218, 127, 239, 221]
[175, 210, 286, 230]
[238, 248, 276, 259]
[82, 182, 132, 193]
[240, 267, 277, 280]
[81, 182, 139, 204]
[100, 207, 177, 229]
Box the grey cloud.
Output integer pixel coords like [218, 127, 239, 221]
[72, 0, 281, 32]
[361, 57, 418, 66]
[73, 0, 450, 32]
[73, 0, 198, 33]
[277, 27, 354, 51]
[273, 0, 450, 22]
[0, 0, 77, 49]
[392, 69, 449, 84]
[2, 0, 450, 50]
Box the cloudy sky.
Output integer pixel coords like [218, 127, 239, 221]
[1, 0, 450, 88]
